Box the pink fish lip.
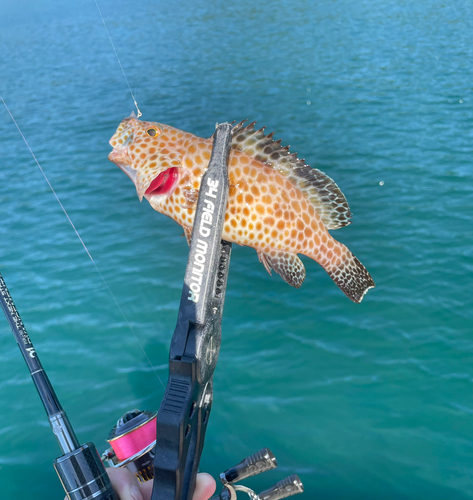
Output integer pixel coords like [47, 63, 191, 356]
[144, 167, 180, 199]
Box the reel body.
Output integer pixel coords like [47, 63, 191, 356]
[102, 409, 157, 483]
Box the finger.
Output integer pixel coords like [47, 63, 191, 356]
[137, 472, 217, 500]
[193, 473, 217, 500]
[107, 467, 143, 500]
[100, 469, 217, 500]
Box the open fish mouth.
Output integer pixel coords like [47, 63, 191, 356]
[108, 147, 136, 183]
[144, 167, 179, 198]
[108, 148, 129, 164]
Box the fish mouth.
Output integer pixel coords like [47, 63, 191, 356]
[108, 147, 136, 183]
[108, 147, 129, 165]
[144, 168, 179, 199]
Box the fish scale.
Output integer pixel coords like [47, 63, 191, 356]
[109, 116, 375, 303]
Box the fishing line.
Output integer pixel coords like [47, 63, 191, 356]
[93, 0, 142, 118]
[0, 95, 165, 390]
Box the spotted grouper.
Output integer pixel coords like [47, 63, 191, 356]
[108, 116, 375, 302]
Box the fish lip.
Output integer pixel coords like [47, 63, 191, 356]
[108, 147, 129, 164]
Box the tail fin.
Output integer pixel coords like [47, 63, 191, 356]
[327, 252, 375, 303]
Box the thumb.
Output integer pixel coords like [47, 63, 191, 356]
[193, 473, 217, 500]
[107, 467, 144, 500]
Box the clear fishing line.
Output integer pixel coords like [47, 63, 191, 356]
[93, 0, 142, 118]
[0, 94, 165, 390]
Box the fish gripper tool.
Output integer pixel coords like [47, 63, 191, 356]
[151, 123, 234, 500]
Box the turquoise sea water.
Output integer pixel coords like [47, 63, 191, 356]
[1, 0, 472, 499]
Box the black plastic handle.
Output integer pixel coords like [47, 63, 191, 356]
[221, 448, 277, 484]
[258, 475, 304, 500]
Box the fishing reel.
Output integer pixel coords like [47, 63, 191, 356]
[102, 409, 157, 483]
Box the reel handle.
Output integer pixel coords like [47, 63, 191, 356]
[221, 448, 277, 484]
[258, 474, 304, 500]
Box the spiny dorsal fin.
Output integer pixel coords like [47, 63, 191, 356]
[232, 120, 352, 230]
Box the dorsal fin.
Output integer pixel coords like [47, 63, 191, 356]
[231, 120, 352, 230]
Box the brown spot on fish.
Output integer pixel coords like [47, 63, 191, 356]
[257, 173, 267, 183]
[262, 195, 272, 205]
[256, 204, 265, 215]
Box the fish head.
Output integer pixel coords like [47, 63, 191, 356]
[109, 115, 182, 201]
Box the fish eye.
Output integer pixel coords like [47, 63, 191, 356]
[146, 128, 159, 137]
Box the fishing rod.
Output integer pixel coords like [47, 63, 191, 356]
[0, 273, 118, 500]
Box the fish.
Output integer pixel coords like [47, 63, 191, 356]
[108, 115, 375, 303]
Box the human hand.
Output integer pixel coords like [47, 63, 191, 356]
[107, 468, 216, 500]
[63, 468, 216, 500]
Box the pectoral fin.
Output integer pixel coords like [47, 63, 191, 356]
[257, 250, 306, 288]
[181, 187, 200, 210]
[182, 226, 193, 246]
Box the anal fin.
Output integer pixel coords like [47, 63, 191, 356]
[258, 250, 306, 288]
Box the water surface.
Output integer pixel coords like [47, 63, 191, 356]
[0, 1, 472, 499]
